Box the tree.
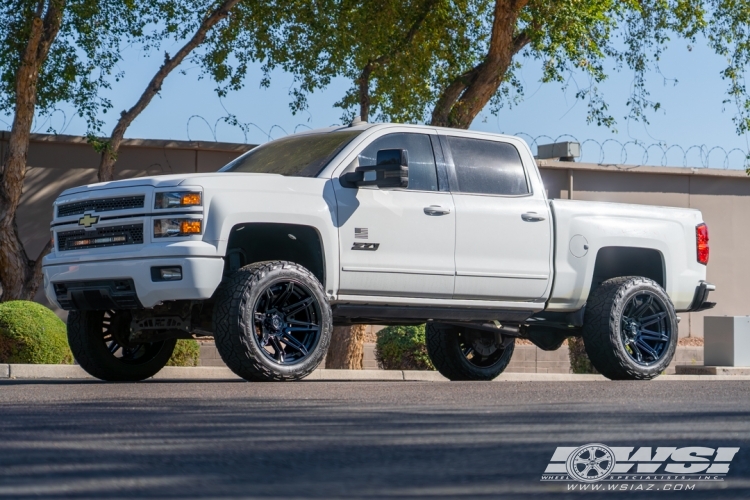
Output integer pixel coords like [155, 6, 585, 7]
[0, 0, 155, 301]
[280, 1, 750, 136]
[267, 0, 486, 124]
[95, 0, 242, 182]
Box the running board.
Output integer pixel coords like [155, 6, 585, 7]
[331, 304, 532, 325]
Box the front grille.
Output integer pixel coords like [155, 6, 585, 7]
[57, 224, 144, 251]
[57, 195, 145, 217]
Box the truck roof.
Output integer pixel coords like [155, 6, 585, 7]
[300, 122, 520, 143]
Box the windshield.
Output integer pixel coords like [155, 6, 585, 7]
[219, 130, 362, 177]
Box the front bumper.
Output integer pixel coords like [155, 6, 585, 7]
[43, 256, 224, 309]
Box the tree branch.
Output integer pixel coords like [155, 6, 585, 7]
[97, 0, 241, 181]
[357, 0, 438, 121]
[429, 0, 530, 128]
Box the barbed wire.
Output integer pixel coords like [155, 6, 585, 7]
[186, 113, 315, 144]
[515, 132, 750, 170]
[181, 113, 749, 171]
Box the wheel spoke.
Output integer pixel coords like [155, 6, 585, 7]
[270, 337, 285, 363]
[283, 297, 314, 316]
[281, 332, 309, 355]
[632, 295, 654, 319]
[273, 282, 295, 307]
[629, 340, 643, 362]
[264, 287, 274, 305]
[639, 311, 667, 328]
[284, 326, 320, 334]
[286, 318, 318, 328]
[639, 328, 669, 343]
[108, 341, 120, 354]
[259, 330, 270, 347]
[636, 338, 660, 360]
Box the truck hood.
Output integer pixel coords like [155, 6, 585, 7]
[59, 172, 281, 196]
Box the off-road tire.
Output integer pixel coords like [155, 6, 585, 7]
[425, 322, 515, 381]
[582, 277, 678, 380]
[67, 310, 177, 382]
[213, 261, 332, 381]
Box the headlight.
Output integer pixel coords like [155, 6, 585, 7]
[154, 191, 202, 209]
[153, 218, 202, 238]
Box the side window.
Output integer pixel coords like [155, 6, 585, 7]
[447, 136, 529, 196]
[358, 133, 438, 191]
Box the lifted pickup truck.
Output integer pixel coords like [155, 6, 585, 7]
[43, 123, 715, 382]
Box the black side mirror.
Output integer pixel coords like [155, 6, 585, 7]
[341, 149, 409, 189]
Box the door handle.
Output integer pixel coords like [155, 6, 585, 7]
[521, 212, 546, 222]
[424, 205, 451, 216]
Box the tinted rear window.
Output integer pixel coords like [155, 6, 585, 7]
[448, 136, 529, 195]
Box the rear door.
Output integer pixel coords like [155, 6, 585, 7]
[334, 130, 456, 298]
[442, 134, 552, 301]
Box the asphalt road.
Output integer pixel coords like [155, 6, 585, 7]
[0, 380, 748, 499]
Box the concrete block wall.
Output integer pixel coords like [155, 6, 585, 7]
[200, 341, 703, 374]
[199, 342, 226, 367]
[505, 345, 570, 373]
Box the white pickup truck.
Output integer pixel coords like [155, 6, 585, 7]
[43, 122, 715, 382]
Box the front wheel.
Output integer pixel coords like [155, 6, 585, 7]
[212, 261, 332, 381]
[67, 310, 176, 381]
[582, 277, 678, 380]
[425, 322, 515, 381]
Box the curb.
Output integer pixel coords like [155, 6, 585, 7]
[1, 364, 749, 382]
[675, 365, 750, 376]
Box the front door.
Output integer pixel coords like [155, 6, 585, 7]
[335, 131, 455, 298]
[444, 134, 552, 301]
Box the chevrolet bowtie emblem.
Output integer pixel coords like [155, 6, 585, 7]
[78, 213, 99, 228]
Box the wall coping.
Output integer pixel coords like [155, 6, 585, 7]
[0, 130, 256, 153]
[537, 159, 749, 179]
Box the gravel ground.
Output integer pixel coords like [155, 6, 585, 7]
[0, 380, 748, 499]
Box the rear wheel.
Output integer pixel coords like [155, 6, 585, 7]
[213, 261, 332, 381]
[67, 310, 176, 381]
[582, 277, 677, 380]
[425, 322, 515, 381]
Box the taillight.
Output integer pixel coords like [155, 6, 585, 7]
[696, 223, 709, 265]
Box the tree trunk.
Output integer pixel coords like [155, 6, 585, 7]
[325, 324, 367, 369]
[97, 0, 240, 182]
[429, 0, 531, 129]
[357, 63, 373, 122]
[0, 3, 63, 302]
[354, 0, 437, 124]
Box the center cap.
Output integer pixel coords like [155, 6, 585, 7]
[271, 316, 282, 330]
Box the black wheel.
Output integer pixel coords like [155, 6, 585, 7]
[212, 261, 332, 381]
[582, 276, 678, 380]
[425, 322, 515, 381]
[67, 310, 176, 381]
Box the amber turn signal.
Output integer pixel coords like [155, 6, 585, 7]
[153, 218, 203, 238]
[181, 193, 201, 206]
[180, 220, 202, 234]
